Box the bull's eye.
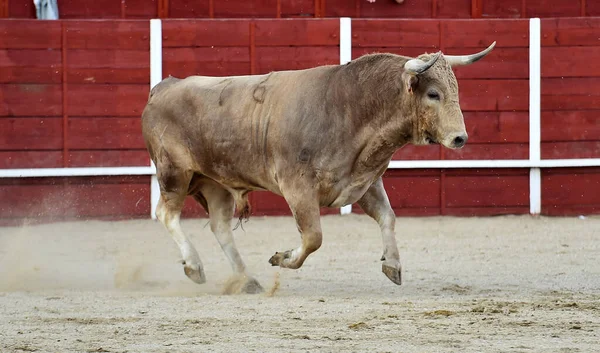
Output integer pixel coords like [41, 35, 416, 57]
[427, 90, 440, 101]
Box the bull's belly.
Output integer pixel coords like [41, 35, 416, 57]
[328, 183, 372, 208]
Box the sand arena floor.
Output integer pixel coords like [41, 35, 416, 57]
[0, 214, 599, 352]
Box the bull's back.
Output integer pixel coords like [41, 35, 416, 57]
[142, 66, 342, 192]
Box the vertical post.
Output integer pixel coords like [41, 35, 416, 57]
[150, 19, 163, 220]
[529, 18, 541, 215]
[340, 17, 352, 215]
[61, 22, 69, 167]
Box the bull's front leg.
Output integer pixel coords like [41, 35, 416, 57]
[357, 177, 402, 285]
[268, 191, 322, 270]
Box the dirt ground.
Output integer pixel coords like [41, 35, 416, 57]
[0, 214, 599, 353]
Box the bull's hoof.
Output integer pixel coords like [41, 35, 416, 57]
[222, 274, 264, 295]
[183, 263, 206, 284]
[382, 263, 402, 285]
[241, 277, 264, 294]
[268, 250, 292, 267]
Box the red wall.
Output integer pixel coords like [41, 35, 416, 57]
[1, 17, 600, 224]
[3, 0, 600, 19]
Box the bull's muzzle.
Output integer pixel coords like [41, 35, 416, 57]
[451, 133, 468, 148]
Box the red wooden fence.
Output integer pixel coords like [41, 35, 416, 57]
[1, 17, 600, 224]
[2, 0, 600, 19]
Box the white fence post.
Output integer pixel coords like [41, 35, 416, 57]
[339, 17, 353, 216]
[150, 19, 162, 220]
[529, 18, 542, 215]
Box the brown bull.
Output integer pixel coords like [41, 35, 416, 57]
[141, 42, 496, 293]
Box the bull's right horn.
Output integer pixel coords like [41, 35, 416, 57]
[404, 52, 441, 75]
[444, 41, 496, 67]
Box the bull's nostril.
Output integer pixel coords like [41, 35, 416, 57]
[453, 135, 467, 147]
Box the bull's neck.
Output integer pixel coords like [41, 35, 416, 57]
[332, 56, 414, 169]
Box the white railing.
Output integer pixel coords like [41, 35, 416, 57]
[1, 18, 600, 218]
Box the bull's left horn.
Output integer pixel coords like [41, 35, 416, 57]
[444, 41, 496, 67]
[404, 52, 441, 75]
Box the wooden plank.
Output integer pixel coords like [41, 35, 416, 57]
[59, 0, 121, 18]
[0, 117, 62, 150]
[125, 0, 158, 18]
[214, 0, 278, 17]
[436, 0, 471, 18]
[7, 2, 35, 18]
[541, 78, 600, 111]
[163, 61, 250, 78]
[251, 191, 291, 216]
[360, 0, 434, 18]
[458, 79, 529, 111]
[441, 20, 529, 48]
[254, 19, 339, 46]
[68, 150, 150, 167]
[352, 20, 439, 48]
[542, 111, 600, 142]
[67, 67, 150, 84]
[0, 178, 151, 218]
[67, 117, 146, 150]
[0, 151, 63, 168]
[543, 204, 600, 216]
[445, 206, 528, 216]
[67, 49, 149, 69]
[163, 47, 250, 77]
[66, 49, 149, 84]
[444, 143, 528, 160]
[481, 0, 523, 18]
[0, 84, 63, 116]
[281, 0, 315, 17]
[392, 145, 441, 160]
[526, 0, 580, 18]
[65, 21, 150, 49]
[323, 0, 354, 17]
[353, 205, 441, 217]
[541, 141, 600, 159]
[542, 18, 600, 46]
[542, 172, 600, 207]
[249, 191, 339, 216]
[162, 20, 250, 47]
[542, 47, 600, 78]
[168, 0, 210, 17]
[0, 21, 61, 48]
[382, 175, 441, 208]
[449, 47, 528, 79]
[445, 174, 529, 207]
[66, 84, 148, 117]
[255, 46, 338, 73]
[460, 111, 529, 143]
[0, 46, 61, 85]
[588, 0, 600, 16]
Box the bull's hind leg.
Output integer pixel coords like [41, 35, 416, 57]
[268, 190, 322, 270]
[155, 168, 206, 284]
[357, 177, 402, 285]
[194, 180, 263, 294]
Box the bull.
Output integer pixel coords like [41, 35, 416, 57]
[141, 42, 496, 293]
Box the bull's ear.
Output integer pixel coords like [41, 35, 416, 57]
[402, 72, 419, 94]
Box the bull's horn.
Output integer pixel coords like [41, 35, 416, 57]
[404, 52, 441, 75]
[444, 41, 496, 67]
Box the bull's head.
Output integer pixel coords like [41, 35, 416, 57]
[402, 42, 496, 149]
